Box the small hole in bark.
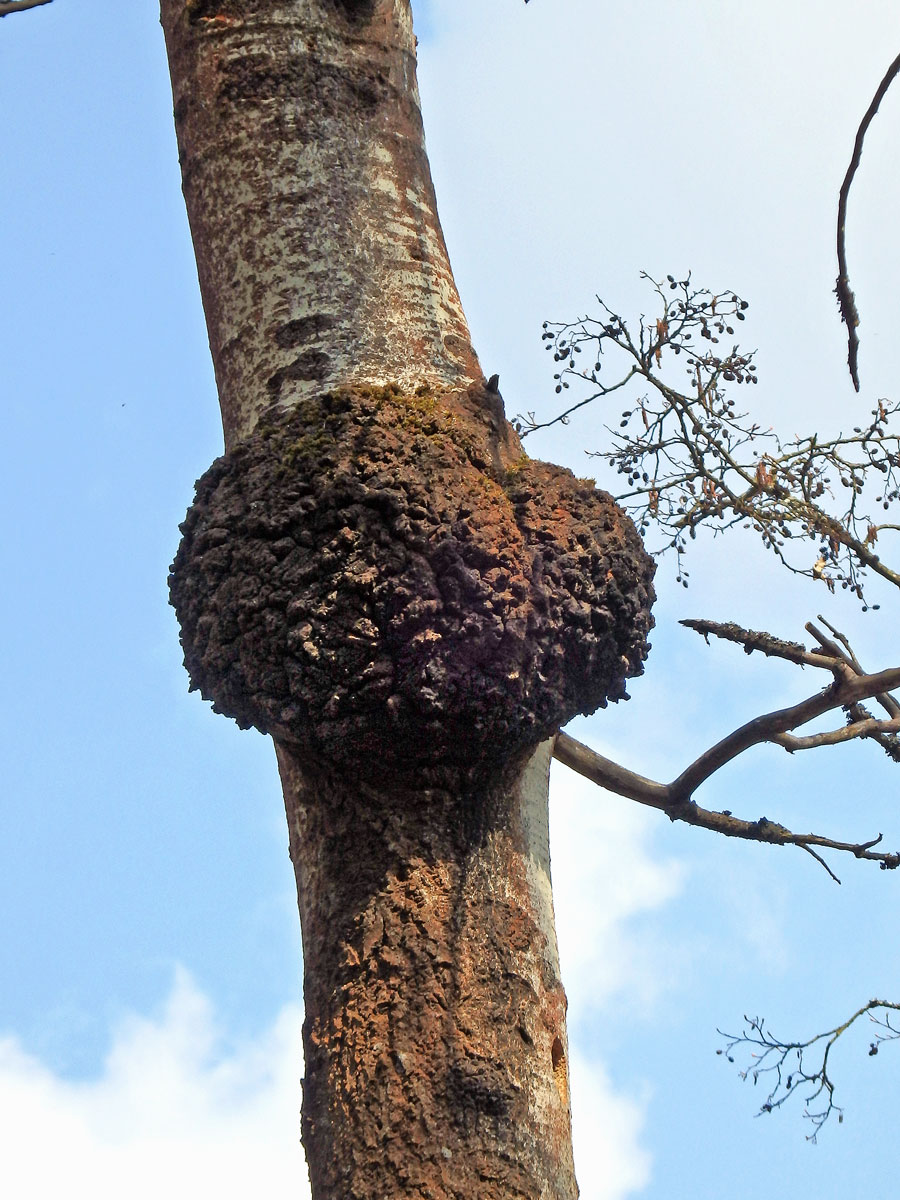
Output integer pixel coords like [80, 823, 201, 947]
[551, 1037, 568, 1105]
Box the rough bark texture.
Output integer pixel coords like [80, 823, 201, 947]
[170, 383, 655, 790]
[162, 0, 480, 449]
[278, 739, 580, 1200]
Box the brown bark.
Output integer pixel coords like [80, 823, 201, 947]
[168, 382, 655, 791]
[278, 740, 578, 1200]
[168, 378, 653, 1196]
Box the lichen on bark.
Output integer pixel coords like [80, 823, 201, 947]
[170, 383, 655, 789]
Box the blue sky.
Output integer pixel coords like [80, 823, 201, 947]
[3, 2, 900, 1196]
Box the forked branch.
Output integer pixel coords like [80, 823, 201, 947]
[552, 618, 900, 881]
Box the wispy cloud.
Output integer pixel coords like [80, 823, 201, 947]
[0, 809, 680, 1200]
[569, 1049, 652, 1200]
[0, 956, 661, 1200]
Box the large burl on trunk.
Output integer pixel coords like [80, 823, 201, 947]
[162, 1, 654, 1196]
[171, 382, 653, 786]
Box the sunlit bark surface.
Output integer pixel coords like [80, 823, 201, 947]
[161, 0, 480, 449]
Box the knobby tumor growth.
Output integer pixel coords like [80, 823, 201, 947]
[169, 384, 654, 788]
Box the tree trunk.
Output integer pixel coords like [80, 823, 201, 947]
[161, 2, 654, 1196]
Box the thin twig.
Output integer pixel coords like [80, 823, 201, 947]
[719, 1000, 900, 1139]
[836, 49, 900, 391]
[538, 274, 900, 604]
[799, 845, 841, 884]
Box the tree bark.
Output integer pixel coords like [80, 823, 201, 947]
[162, 2, 654, 1196]
[278, 739, 578, 1199]
[161, 0, 480, 451]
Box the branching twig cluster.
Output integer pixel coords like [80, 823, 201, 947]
[552, 616, 900, 883]
[517, 274, 900, 605]
[717, 1001, 900, 1140]
[553, 612, 900, 1133]
[536, 45, 900, 1143]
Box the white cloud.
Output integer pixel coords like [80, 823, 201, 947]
[0, 969, 309, 1200]
[548, 760, 688, 1198]
[551, 762, 688, 1016]
[569, 1049, 652, 1200]
[0, 966, 656, 1200]
[0, 958, 666, 1200]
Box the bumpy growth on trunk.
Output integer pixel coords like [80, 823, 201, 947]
[171, 381, 653, 788]
[162, 1, 654, 1196]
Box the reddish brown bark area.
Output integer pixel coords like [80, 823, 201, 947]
[278, 742, 577, 1200]
[169, 379, 655, 1195]
[170, 384, 654, 790]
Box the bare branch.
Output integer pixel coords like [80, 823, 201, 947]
[552, 616, 900, 879]
[667, 664, 900, 801]
[773, 715, 900, 752]
[807, 615, 900, 719]
[553, 731, 900, 881]
[552, 731, 671, 810]
[845, 701, 900, 763]
[533, 274, 900, 604]
[806, 616, 863, 670]
[684, 615, 900, 762]
[0, 0, 53, 15]
[836, 50, 900, 391]
[718, 1001, 900, 1139]
[511, 367, 639, 436]
[680, 617, 839, 670]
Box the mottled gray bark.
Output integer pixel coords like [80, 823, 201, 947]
[161, 0, 480, 450]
